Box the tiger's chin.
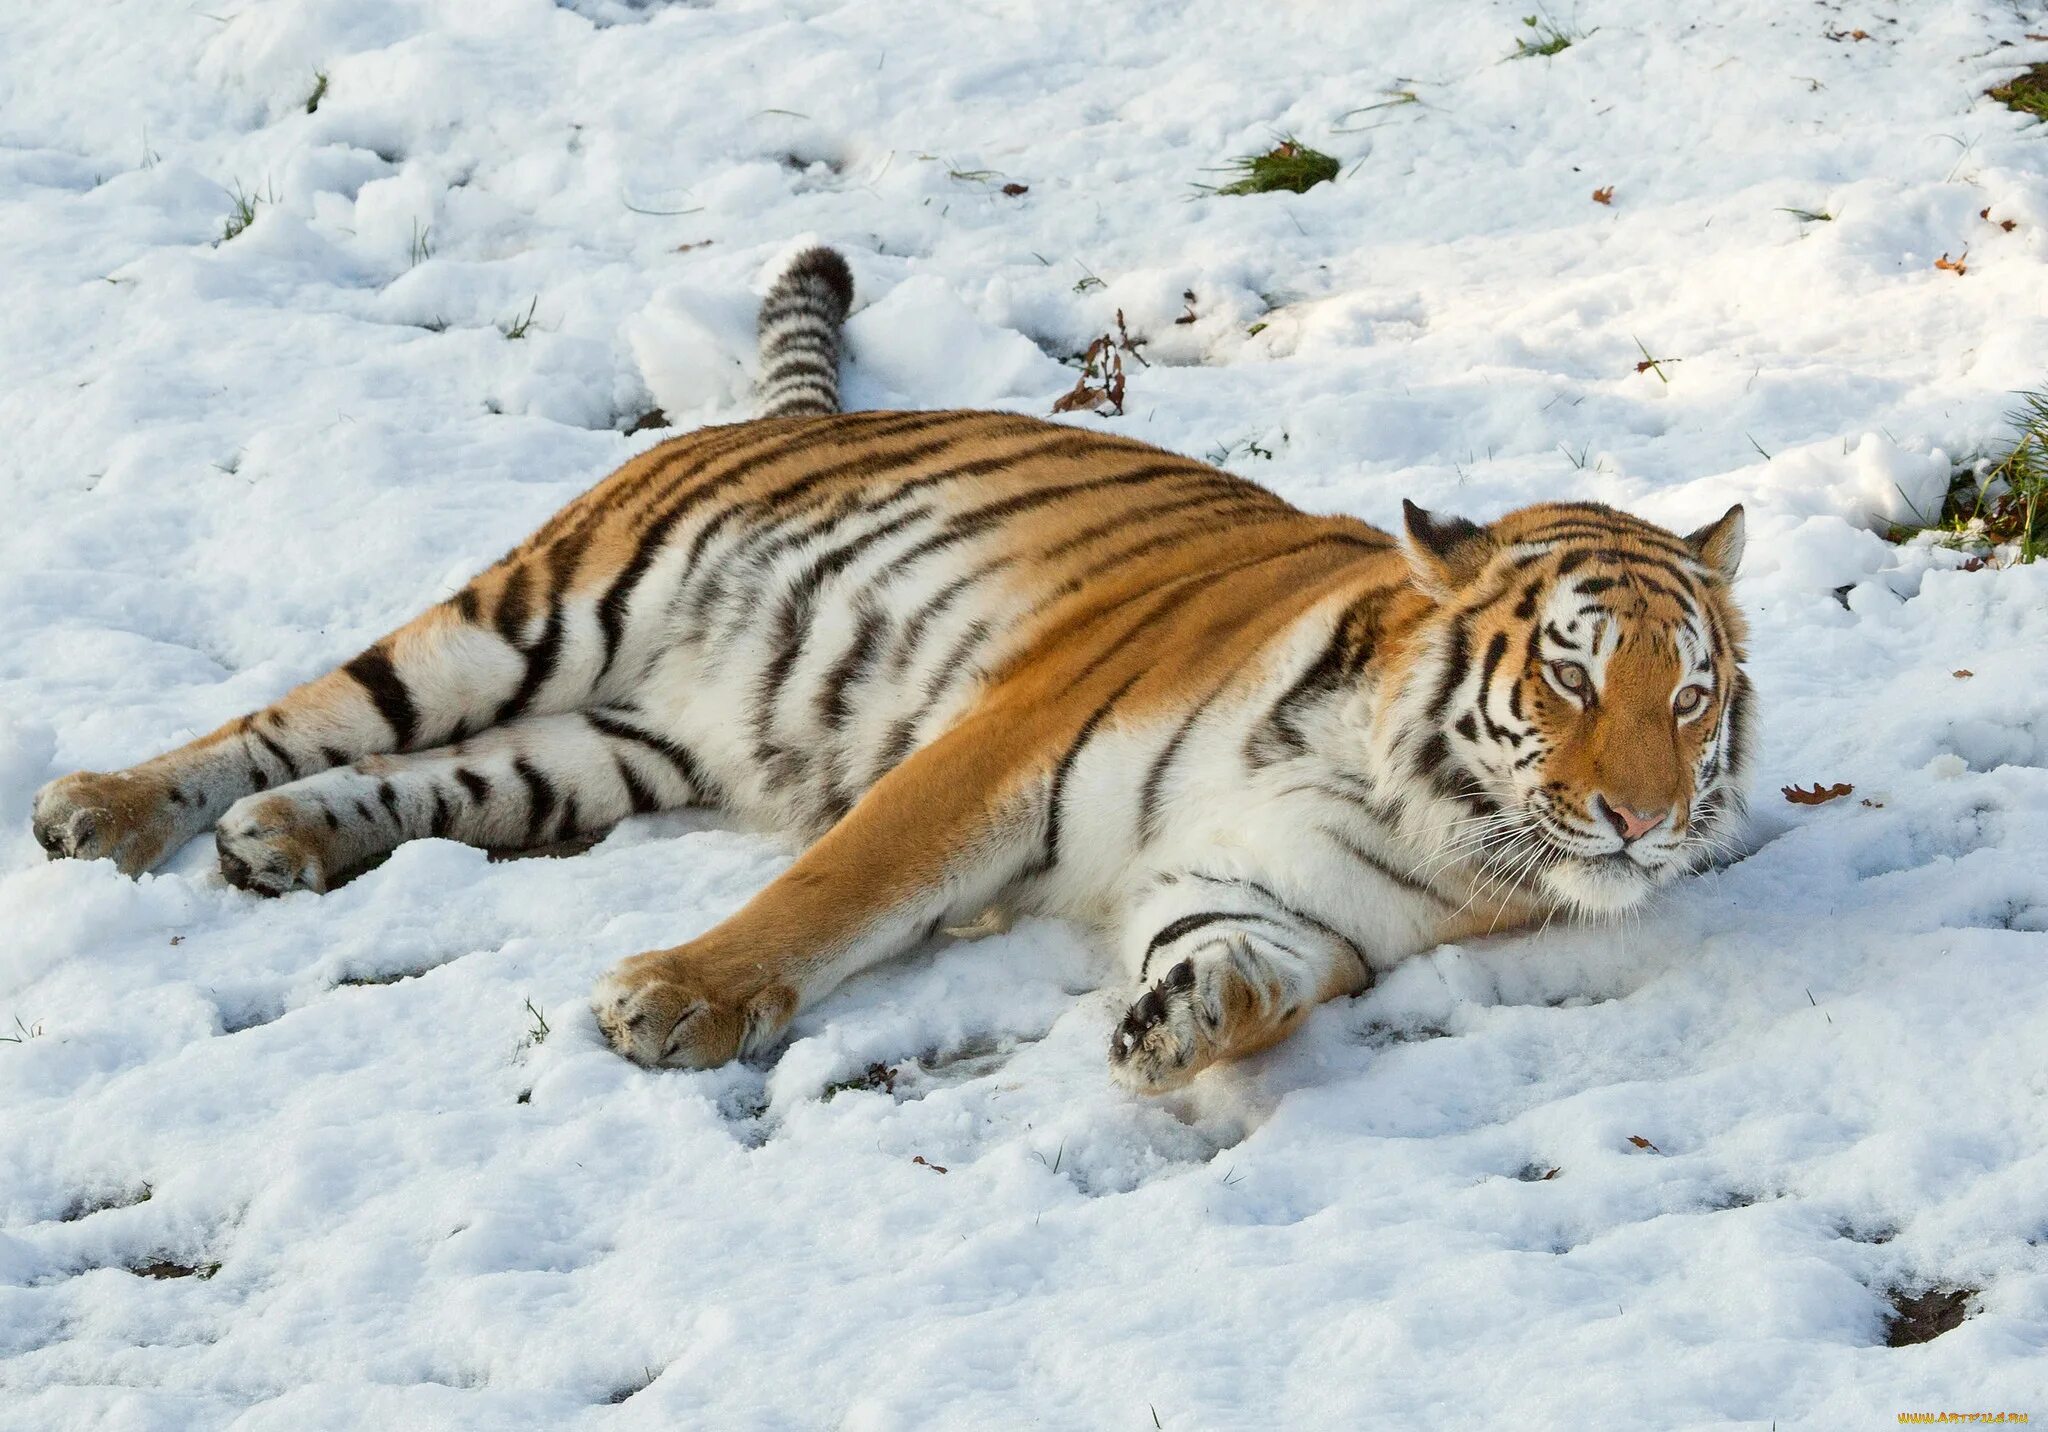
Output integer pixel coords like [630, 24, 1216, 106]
[1538, 852, 1671, 916]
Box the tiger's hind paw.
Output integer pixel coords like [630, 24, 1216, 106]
[31, 770, 187, 876]
[214, 794, 336, 896]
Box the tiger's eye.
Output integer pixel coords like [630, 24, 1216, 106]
[1674, 685, 1708, 716]
[1550, 661, 1587, 693]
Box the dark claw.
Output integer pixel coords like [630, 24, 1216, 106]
[217, 846, 255, 890]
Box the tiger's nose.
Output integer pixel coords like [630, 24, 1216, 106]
[1595, 796, 1667, 843]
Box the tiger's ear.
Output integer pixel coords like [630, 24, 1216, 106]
[1685, 504, 1745, 581]
[1401, 499, 1496, 598]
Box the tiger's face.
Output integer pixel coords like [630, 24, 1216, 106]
[1397, 499, 1752, 917]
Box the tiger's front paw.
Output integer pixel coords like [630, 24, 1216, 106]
[214, 794, 336, 896]
[592, 951, 797, 1069]
[31, 770, 188, 876]
[1108, 958, 1215, 1095]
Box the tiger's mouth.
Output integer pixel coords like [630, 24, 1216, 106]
[1493, 809, 1687, 915]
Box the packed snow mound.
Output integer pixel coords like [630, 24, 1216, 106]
[3, 1, 2047, 1427]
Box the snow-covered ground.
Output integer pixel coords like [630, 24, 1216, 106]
[4, 0, 2047, 1425]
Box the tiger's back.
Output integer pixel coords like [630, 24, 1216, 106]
[534, 406, 1400, 844]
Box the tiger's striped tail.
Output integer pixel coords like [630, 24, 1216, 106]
[756, 246, 854, 419]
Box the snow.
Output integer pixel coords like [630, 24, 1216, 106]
[4, 0, 2048, 1425]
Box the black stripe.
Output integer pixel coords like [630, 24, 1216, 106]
[1136, 654, 1261, 845]
[377, 780, 402, 823]
[429, 788, 454, 838]
[1035, 669, 1145, 875]
[1427, 621, 1471, 723]
[614, 755, 659, 815]
[1320, 826, 1450, 904]
[817, 601, 886, 730]
[494, 565, 533, 644]
[1183, 870, 1367, 976]
[1248, 589, 1380, 766]
[1139, 911, 1268, 979]
[344, 648, 419, 750]
[514, 758, 558, 843]
[253, 729, 301, 781]
[455, 767, 490, 803]
[919, 617, 994, 702]
[585, 711, 720, 805]
[1476, 632, 1517, 742]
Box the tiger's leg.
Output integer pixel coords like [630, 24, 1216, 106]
[1108, 871, 1372, 1095]
[593, 713, 1037, 1069]
[31, 581, 588, 876]
[207, 706, 710, 895]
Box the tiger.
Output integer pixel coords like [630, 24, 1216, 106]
[30, 245, 1752, 1093]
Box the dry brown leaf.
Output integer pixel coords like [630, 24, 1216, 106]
[1953, 669, 1974, 679]
[1627, 1135, 1661, 1153]
[1000, 182, 1029, 196]
[673, 239, 714, 253]
[1592, 185, 1614, 205]
[912, 1155, 948, 1174]
[1541, 1167, 1561, 1181]
[1934, 249, 1968, 275]
[1051, 334, 1127, 416]
[1783, 781, 1854, 805]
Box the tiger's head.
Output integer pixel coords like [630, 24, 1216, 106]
[1390, 498, 1753, 916]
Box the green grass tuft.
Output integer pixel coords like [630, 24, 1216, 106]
[1, 1014, 44, 1044]
[500, 296, 538, 340]
[1211, 138, 1339, 197]
[305, 70, 328, 114]
[524, 998, 551, 1046]
[1988, 63, 2048, 123]
[1778, 206, 1833, 223]
[1512, 9, 1587, 58]
[1890, 390, 2048, 564]
[220, 180, 264, 243]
